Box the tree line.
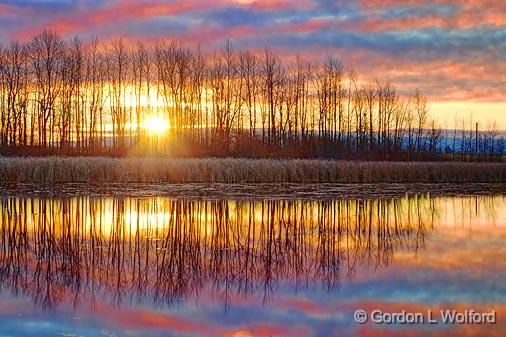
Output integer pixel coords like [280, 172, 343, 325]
[0, 31, 503, 160]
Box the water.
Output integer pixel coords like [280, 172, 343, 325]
[0, 194, 504, 336]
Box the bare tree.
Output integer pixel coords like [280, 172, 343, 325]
[31, 31, 64, 148]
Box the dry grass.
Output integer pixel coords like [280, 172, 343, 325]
[0, 157, 504, 184]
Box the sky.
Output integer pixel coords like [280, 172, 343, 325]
[1, 0, 505, 128]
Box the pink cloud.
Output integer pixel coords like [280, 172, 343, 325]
[13, 0, 313, 40]
[91, 300, 311, 337]
[15, 0, 215, 39]
[357, 0, 506, 31]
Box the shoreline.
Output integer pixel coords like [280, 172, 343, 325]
[1, 182, 504, 200]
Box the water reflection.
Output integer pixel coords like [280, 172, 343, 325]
[0, 195, 505, 337]
[0, 197, 436, 311]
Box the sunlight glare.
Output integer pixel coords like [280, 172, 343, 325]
[144, 116, 169, 135]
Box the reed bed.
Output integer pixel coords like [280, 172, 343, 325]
[0, 157, 504, 184]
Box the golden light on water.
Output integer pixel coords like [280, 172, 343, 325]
[8, 196, 505, 243]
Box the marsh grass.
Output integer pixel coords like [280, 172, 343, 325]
[0, 157, 504, 184]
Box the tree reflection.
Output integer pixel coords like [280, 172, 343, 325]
[0, 195, 483, 311]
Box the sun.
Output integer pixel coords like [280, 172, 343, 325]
[144, 116, 169, 135]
